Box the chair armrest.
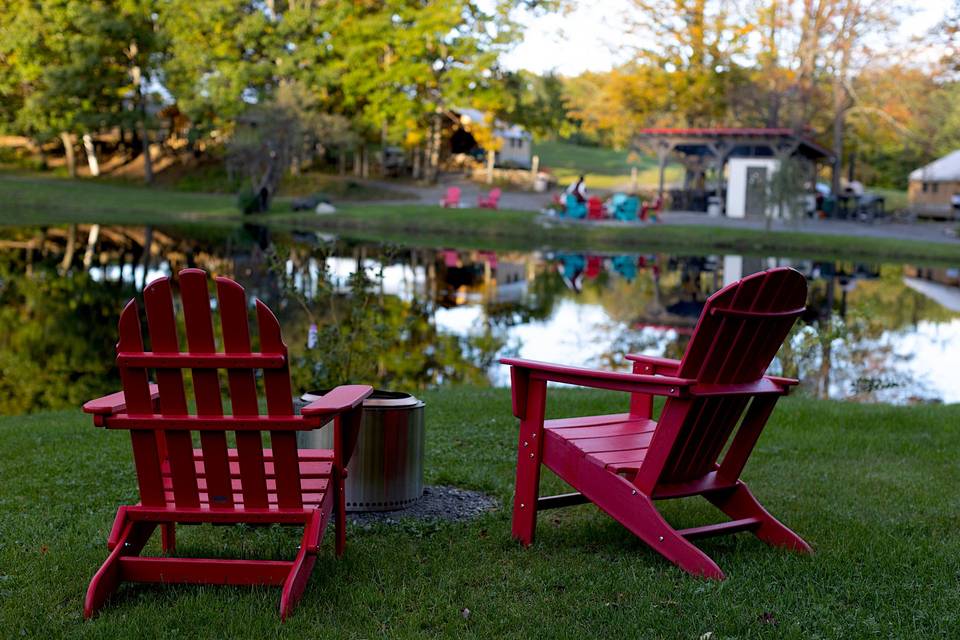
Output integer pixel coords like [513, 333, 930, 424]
[83, 384, 160, 416]
[690, 376, 797, 397]
[301, 385, 374, 418]
[500, 358, 692, 396]
[625, 354, 681, 375]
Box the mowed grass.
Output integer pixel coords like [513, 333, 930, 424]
[533, 140, 683, 189]
[0, 173, 238, 225]
[1, 388, 959, 638]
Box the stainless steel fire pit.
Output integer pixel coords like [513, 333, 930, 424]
[298, 390, 425, 512]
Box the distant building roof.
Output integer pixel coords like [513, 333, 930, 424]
[909, 150, 960, 182]
[636, 127, 833, 161]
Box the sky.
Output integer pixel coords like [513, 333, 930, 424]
[501, 1, 953, 76]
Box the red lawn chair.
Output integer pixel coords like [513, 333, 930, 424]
[477, 187, 501, 209]
[587, 196, 604, 220]
[82, 269, 373, 619]
[441, 186, 461, 208]
[501, 267, 812, 579]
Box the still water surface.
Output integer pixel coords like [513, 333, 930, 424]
[3, 223, 958, 409]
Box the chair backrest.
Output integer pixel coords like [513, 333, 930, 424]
[649, 267, 807, 485]
[445, 187, 461, 202]
[115, 268, 309, 511]
[489, 188, 501, 202]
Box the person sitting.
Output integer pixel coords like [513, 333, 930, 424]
[566, 175, 587, 203]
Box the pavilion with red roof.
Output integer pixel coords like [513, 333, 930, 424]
[635, 127, 834, 214]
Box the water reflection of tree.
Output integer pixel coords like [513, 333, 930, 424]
[777, 265, 958, 402]
[268, 243, 505, 393]
[0, 264, 133, 413]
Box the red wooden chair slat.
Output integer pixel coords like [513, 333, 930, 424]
[82, 269, 373, 620]
[216, 276, 270, 510]
[257, 300, 302, 510]
[179, 269, 233, 510]
[143, 278, 201, 509]
[502, 267, 812, 580]
[117, 300, 166, 507]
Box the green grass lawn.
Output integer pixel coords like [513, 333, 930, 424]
[533, 140, 683, 190]
[1, 172, 238, 225]
[2, 388, 959, 637]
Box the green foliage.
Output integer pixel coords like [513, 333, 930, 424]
[0, 266, 131, 414]
[268, 246, 502, 393]
[0, 0, 161, 138]
[500, 70, 575, 140]
[767, 157, 808, 228]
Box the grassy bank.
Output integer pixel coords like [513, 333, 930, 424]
[270, 204, 960, 264]
[1, 172, 238, 225]
[1, 389, 959, 638]
[533, 140, 683, 189]
[4, 172, 956, 264]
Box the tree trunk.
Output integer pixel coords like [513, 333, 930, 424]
[82, 224, 101, 270]
[338, 145, 347, 176]
[412, 145, 421, 180]
[139, 118, 153, 184]
[60, 224, 77, 273]
[831, 73, 844, 197]
[427, 113, 442, 184]
[82, 134, 100, 177]
[60, 132, 77, 178]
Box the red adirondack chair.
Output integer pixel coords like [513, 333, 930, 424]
[441, 186, 461, 208]
[477, 187, 502, 209]
[501, 267, 812, 579]
[586, 196, 605, 220]
[82, 269, 373, 619]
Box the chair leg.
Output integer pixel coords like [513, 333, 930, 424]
[511, 379, 547, 546]
[84, 517, 157, 619]
[596, 476, 725, 579]
[161, 523, 176, 554]
[334, 472, 347, 557]
[279, 516, 323, 621]
[706, 481, 813, 554]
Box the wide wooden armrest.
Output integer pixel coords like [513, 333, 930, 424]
[690, 376, 797, 397]
[83, 384, 160, 416]
[500, 358, 692, 395]
[301, 385, 374, 417]
[625, 354, 681, 374]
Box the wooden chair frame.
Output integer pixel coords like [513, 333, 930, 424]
[502, 267, 813, 579]
[82, 269, 373, 619]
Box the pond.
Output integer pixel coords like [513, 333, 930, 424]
[2, 222, 959, 413]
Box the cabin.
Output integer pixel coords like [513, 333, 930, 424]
[908, 150, 960, 219]
[451, 108, 533, 169]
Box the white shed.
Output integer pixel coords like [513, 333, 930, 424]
[725, 158, 780, 219]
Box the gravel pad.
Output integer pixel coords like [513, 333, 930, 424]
[346, 485, 498, 525]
